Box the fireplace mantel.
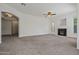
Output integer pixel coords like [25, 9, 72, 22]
[58, 27, 67, 29]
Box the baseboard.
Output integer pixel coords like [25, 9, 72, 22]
[19, 33, 50, 38]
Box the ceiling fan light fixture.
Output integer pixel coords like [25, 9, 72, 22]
[43, 11, 56, 17]
[48, 12, 52, 15]
[21, 3, 26, 6]
[6, 13, 12, 17]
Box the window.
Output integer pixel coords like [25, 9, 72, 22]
[74, 18, 77, 33]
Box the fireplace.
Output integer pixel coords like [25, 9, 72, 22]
[58, 28, 67, 36]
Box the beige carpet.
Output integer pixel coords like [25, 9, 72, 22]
[0, 34, 79, 55]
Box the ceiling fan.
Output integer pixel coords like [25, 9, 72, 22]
[43, 11, 56, 16]
[21, 3, 26, 6]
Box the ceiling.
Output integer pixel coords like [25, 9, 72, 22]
[5, 3, 77, 16]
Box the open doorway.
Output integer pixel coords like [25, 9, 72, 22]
[1, 12, 19, 38]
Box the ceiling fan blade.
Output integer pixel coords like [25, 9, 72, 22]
[51, 14, 56, 15]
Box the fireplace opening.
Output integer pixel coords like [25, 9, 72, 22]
[58, 28, 67, 36]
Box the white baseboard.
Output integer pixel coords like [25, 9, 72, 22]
[19, 33, 50, 38]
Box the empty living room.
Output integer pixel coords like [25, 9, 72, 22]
[0, 3, 79, 55]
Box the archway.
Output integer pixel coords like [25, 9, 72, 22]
[1, 12, 19, 38]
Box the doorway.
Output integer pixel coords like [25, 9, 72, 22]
[1, 12, 19, 38]
[51, 22, 55, 34]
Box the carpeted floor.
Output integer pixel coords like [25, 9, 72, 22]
[0, 34, 79, 55]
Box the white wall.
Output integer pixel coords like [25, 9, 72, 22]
[19, 14, 50, 37]
[77, 4, 79, 49]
